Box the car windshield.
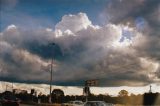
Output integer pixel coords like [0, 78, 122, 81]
[75, 101, 83, 104]
[69, 101, 83, 105]
[85, 102, 105, 106]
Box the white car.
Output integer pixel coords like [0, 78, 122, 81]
[84, 101, 114, 106]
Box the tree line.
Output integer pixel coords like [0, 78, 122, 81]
[0, 89, 160, 105]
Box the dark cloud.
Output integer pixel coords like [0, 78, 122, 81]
[104, 0, 160, 25]
[102, 0, 160, 61]
[0, 7, 160, 86]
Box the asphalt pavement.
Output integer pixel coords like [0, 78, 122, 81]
[20, 104, 35, 106]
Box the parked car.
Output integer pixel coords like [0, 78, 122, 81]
[84, 101, 114, 106]
[0, 91, 20, 106]
[62, 101, 84, 106]
[69, 101, 84, 106]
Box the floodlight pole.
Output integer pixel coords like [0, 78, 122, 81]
[49, 43, 55, 103]
[49, 57, 53, 103]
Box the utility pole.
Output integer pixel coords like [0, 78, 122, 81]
[49, 57, 53, 103]
[49, 43, 56, 103]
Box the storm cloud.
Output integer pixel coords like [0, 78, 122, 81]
[100, 0, 160, 60]
[0, 1, 160, 87]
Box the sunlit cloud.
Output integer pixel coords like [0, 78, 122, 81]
[0, 0, 160, 89]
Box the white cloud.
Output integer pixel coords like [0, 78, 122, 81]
[0, 12, 160, 86]
[55, 13, 91, 33]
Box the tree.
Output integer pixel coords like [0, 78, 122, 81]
[118, 90, 129, 97]
[51, 89, 64, 103]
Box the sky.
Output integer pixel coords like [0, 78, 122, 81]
[0, 0, 160, 94]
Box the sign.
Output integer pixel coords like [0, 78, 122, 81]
[85, 79, 98, 86]
[83, 86, 90, 96]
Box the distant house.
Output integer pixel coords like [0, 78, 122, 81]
[13, 89, 28, 94]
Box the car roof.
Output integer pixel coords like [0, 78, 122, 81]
[70, 101, 83, 102]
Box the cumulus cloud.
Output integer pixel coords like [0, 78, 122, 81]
[100, 0, 160, 59]
[55, 13, 91, 33]
[101, 0, 159, 25]
[0, 12, 160, 86]
[0, 42, 49, 83]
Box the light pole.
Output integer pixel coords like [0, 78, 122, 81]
[49, 43, 56, 103]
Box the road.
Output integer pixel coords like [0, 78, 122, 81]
[20, 103, 59, 106]
[20, 104, 35, 106]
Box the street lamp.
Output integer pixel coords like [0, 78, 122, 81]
[48, 43, 56, 103]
